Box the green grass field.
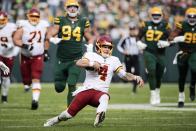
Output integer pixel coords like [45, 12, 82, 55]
[1, 83, 196, 131]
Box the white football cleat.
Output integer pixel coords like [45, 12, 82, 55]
[178, 92, 185, 102]
[178, 92, 185, 108]
[94, 112, 105, 127]
[150, 90, 157, 105]
[155, 89, 161, 104]
[44, 116, 60, 127]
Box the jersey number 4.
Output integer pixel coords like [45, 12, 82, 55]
[98, 65, 108, 81]
[62, 26, 81, 41]
[146, 30, 163, 41]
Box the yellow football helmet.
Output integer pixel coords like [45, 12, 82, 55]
[65, 0, 80, 18]
[149, 7, 163, 24]
[95, 35, 113, 58]
[185, 8, 196, 26]
[0, 11, 8, 28]
[27, 8, 40, 26]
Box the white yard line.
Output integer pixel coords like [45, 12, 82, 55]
[108, 103, 196, 111]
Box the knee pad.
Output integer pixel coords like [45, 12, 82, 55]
[55, 81, 65, 93]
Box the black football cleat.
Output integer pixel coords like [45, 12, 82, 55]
[189, 86, 195, 101]
[178, 102, 184, 108]
[24, 87, 31, 92]
[31, 100, 39, 110]
[1, 95, 7, 103]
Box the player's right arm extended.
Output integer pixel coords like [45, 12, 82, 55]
[117, 69, 144, 87]
[76, 58, 101, 71]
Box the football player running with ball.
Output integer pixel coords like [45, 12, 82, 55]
[45, 0, 94, 106]
[43, 35, 144, 127]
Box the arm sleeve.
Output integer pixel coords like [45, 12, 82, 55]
[116, 68, 126, 78]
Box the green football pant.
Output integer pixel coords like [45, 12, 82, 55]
[177, 52, 196, 92]
[144, 51, 166, 90]
[54, 59, 81, 106]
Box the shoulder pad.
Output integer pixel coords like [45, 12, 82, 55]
[175, 22, 182, 29]
[54, 17, 62, 25]
[40, 20, 50, 27]
[81, 17, 90, 28]
[8, 23, 17, 31]
[16, 20, 27, 28]
[166, 23, 171, 29]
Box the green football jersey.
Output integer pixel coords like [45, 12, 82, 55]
[139, 21, 170, 54]
[176, 21, 196, 52]
[54, 15, 90, 62]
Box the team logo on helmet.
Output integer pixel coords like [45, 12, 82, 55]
[95, 35, 113, 58]
[27, 8, 40, 26]
[185, 8, 196, 26]
[149, 7, 163, 24]
[0, 11, 8, 28]
[65, 0, 80, 18]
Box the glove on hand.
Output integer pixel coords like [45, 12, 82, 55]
[136, 41, 147, 50]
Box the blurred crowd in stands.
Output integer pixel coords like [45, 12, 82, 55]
[0, 0, 195, 40]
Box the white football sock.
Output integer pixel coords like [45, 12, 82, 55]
[1, 77, 10, 96]
[96, 94, 109, 113]
[178, 92, 185, 102]
[58, 110, 72, 121]
[32, 82, 41, 101]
